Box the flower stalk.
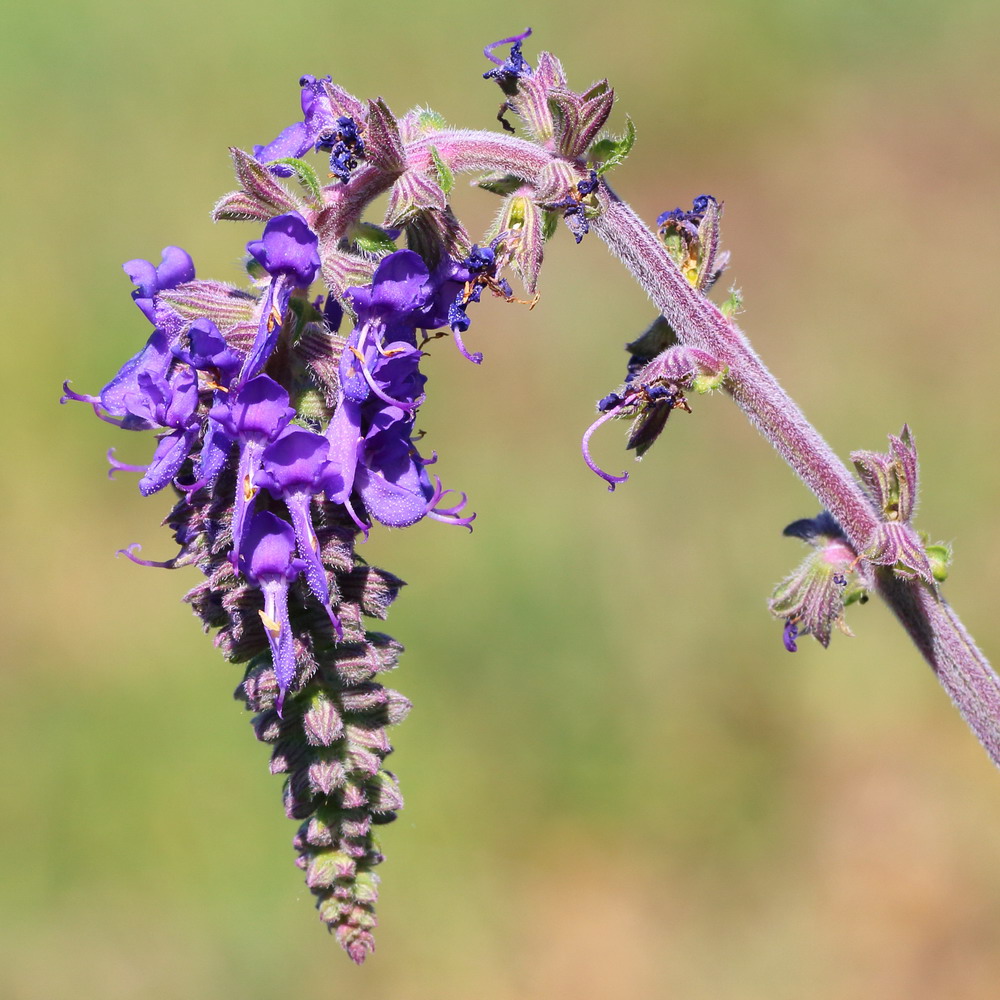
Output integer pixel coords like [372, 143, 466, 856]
[589, 188, 1000, 766]
[62, 30, 1000, 970]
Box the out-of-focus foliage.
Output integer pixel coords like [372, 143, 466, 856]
[4, 0, 1000, 997]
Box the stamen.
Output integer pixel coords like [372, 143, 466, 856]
[116, 543, 183, 569]
[107, 448, 148, 477]
[258, 608, 281, 636]
[351, 347, 424, 410]
[452, 326, 483, 365]
[343, 497, 371, 541]
[483, 28, 533, 65]
[581, 408, 630, 491]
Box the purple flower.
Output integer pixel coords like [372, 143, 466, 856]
[247, 212, 321, 288]
[123, 246, 195, 324]
[339, 250, 433, 408]
[209, 375, 295, 564]
[174, 317, 242, 388]
[238, 213, 320, 388]
[103, 365, 201, 496]
[253, 75, 337, 175]
[62, 249, 198, 424]
[257, 426, 342, 636]
[171, 319, 243, 491]
[238, 510, 306, 713]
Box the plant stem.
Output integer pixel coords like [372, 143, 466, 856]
[409, 128, 1000, 767]
[593, 186, 1000, 768]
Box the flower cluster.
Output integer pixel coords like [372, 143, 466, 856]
[63, 27, 765, 964]
[63, 209, 478, 959]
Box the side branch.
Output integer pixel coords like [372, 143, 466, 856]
[593, 187, 1000, 767]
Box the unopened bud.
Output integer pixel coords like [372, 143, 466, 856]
[302, 689, 344, 746]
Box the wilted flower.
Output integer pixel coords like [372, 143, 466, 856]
[770, 511, 868, 649]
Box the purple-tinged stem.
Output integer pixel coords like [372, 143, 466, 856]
[373, 127, 999, 766]
[592, 188, 1000, 768]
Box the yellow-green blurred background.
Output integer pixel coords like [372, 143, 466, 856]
[5, 0, 1000, 997]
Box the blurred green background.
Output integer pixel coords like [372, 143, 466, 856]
[4, 0, 1000, 997]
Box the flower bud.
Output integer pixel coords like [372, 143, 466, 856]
[302, 689, 344, 746]
[305, 849, 357, 889]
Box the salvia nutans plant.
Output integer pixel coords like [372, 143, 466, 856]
[61, 28, 999, 963]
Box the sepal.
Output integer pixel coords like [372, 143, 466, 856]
[861, 521, 935, 584]
[363, 98, 405, 176]
[549, 79, 615, 158]
[266, 157, 324, 208]
[657, 195, 728, 293]
[590, 116, 636, 177]
[851, 425, 919, 522]
[384, 170, 447, 228]
[506, 50, 565, 142]
[490, 192, 545, 293]
[770, 512, 866, 648]
[214, 147, 302, 224]
[403, 207, 472, 268]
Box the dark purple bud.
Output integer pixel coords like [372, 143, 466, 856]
[316, 116, 366, 183]
[323, 294, 344, 333]
[577, 170, 599, 197]
[782, 620, 799, 653]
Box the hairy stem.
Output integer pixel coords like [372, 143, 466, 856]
[593, 187, 1000, 767]
[403, 127, 1000, 766]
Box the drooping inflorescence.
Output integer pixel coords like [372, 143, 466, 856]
[63, 27, 995, 965]
[62, 29, 636, 962]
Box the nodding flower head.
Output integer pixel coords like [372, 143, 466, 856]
[770, 511, 868, 650]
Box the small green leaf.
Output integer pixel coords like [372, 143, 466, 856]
[721, 288, 744, 317]
[428, 146, 454, 196]
[476, 173, 523, 197]
[268, 157, 324, 204]
[351, 222, 399, 258]
[926, 542, 953, 583]
[593, 116, 636, 177]
[415, 106, 448, 131]
[843, 586, 870, 607]
[691, 366, 729, 394]
[541, 209, 559, 241]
